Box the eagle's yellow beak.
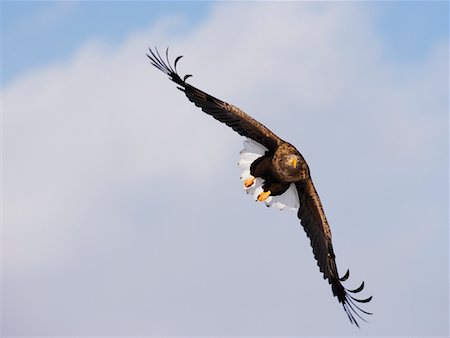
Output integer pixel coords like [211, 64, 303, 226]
[291, 158, 297, 168]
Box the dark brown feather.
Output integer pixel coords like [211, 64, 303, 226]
[147, 47, 281, 151]
[295, 180, 372, 327]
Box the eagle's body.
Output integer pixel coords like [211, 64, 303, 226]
[147, 48, 372, 327]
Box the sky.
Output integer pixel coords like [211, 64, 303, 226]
[1, 1, 449, 337]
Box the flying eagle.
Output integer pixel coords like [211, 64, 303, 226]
[147, 48, 372, 327]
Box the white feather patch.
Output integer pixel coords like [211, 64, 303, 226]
[238, 138, 300, 211]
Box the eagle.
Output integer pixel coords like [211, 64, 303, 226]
[147, 47, 372, 327]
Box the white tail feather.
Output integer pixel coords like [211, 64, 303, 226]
[238, 138, 300, 211]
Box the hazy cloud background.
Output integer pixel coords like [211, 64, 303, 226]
[2, 1, 448, 337]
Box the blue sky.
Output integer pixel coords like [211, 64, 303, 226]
[1, 1, 448, 86]
[2, 1, 449, 337]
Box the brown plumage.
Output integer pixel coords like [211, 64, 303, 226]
[147, 47, 372, 327]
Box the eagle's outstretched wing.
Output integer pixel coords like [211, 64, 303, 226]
[147, 47, 282, 152]
[295, 180, 372, 327]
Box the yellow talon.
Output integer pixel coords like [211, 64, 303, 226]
[244, 176, 255, 188]
[257, 190, 271, 202]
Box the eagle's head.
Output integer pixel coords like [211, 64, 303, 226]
[280, 153, 304, 176]
[273, 144, 309, 182]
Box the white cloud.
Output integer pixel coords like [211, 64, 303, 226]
[3, 1, 448, 336]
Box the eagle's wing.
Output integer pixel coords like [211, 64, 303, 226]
[295, 179, 372, 327]
[147, 48, 282, 152]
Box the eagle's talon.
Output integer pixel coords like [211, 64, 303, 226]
[257, 190, 271, 202]
[244, 176, 255, 188]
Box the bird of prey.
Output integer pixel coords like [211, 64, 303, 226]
[147, 47, 372, 327]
